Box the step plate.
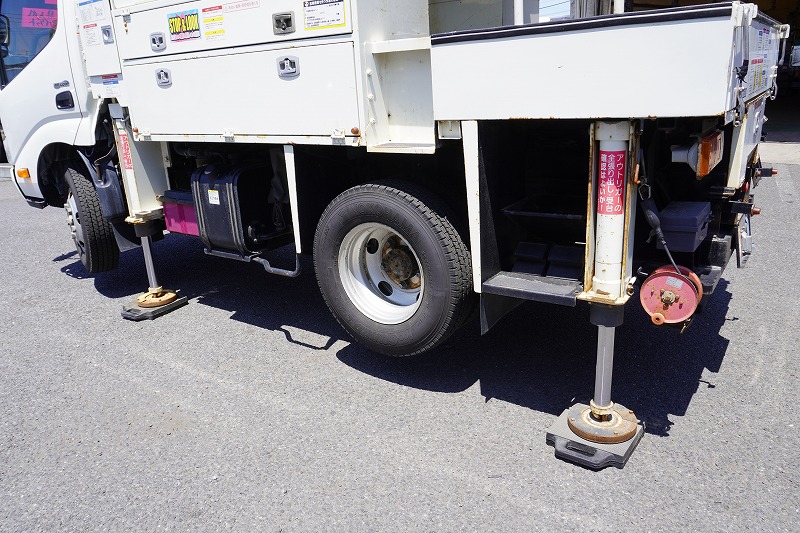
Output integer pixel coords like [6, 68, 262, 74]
[482, 271, 581, 306]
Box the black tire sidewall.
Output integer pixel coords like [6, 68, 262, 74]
[64, 167, 119, 273]
[315, 187, 458, 356]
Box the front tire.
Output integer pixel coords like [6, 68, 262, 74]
[64, 167, 120, 273]
[314, 181, 474, 356]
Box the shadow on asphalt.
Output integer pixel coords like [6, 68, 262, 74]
[57, 232, 734, 437]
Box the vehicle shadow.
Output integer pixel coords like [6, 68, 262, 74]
[58, 232, 733, 437]
[336, 280, 731, 437]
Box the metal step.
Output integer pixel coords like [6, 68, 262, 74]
[482, 271, 582, 307]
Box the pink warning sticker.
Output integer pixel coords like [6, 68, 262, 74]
[22, 7, 57, 29]
[118, 133, 134, 171]
[597, 150, 626, 215]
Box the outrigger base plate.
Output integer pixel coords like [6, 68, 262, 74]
[546, 404, 645, 470]
[121, 294, 188, 321]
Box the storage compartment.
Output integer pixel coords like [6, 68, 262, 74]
[122, 41, 359, 138]
[657, 201, 711, 253]
[502, 194, 586, 244]
[160, 190, 199, 236]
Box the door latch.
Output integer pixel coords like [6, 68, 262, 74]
[277, 56, 299, 79]
[155, 68, 172, 88]
[273, 12, 295, 34]
[101, 25, 114, 44]
[150, 32, 166, 52]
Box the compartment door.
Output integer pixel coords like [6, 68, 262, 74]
[122, 41, 359, 137]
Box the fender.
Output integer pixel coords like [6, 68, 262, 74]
[12, 119, 84, 201]
[75, 149, 140, 252]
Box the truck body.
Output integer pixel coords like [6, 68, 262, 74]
[0, 1, 788, 363]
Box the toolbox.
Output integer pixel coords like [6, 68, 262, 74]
[657, 201, 712, 253]
[160, 190, 199, 237]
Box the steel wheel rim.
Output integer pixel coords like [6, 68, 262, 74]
[338, 223, 424, 324]
[65, 194, 86, 259]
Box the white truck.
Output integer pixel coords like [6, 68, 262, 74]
[0, 0, 789, 468]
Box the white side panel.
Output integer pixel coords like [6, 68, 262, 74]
[122, 42, 360, 137]
[461, 121, 482, 293]
[431, 18, 736, 120]
[113, 0, 353, 60]
[77, 0, 122, 75]
[364, 39, 435, 151]
[283, 145, 302, 254]
[727, 95, 767, 189]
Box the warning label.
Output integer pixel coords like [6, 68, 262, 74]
[83, 23, 100, 46]
[118, 133, 134, 171]
[223, 0, 259, 13]
[168, 9, 201, 42]
[597, 150, 626, 216]
[304, 0, 345, 30]
[202, 6, 225, 41]
[78, 0, 106, 25]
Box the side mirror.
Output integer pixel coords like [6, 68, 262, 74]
[0, 15, 10, 47]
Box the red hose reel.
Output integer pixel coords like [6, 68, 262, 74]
[639, 265, 703, 326]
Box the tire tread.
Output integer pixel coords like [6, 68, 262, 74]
[65, 168, 120, 273]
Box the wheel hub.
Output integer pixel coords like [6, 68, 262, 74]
[383, 247, 415, 284]
[337, 223, 424, 324]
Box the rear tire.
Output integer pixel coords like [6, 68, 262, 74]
[64, 167, 120, 273]
[314, 181, 474, 356]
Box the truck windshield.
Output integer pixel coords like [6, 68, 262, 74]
[0, 0, 57, 86]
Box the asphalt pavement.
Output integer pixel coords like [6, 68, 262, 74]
[1, 147, 798, 531]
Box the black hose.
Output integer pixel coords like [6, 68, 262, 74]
[640, 196, 681, 275]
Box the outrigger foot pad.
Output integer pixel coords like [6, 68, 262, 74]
[121, 289, 188, 321]
[546, 404, 645, 470]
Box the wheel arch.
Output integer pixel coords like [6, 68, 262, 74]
[36, 142, 89, 207]
[292, 143, 471, 256]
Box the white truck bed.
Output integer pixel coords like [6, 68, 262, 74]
[92, 1, 783, 147]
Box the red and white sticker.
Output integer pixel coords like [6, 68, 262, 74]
[597, 150, 626, 216]
[118, 133, 134, 171]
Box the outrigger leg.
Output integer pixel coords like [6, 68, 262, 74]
[121, 221, 188, 320]
[546, 304, 644, 469]
[546, 120, 645, 469]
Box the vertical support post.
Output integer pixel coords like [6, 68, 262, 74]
[514, 0, 524, 24]
[592, 127, 628, 300]
[545, 121, 642, 469]
[593, 325, 615, 410]
[140, 235, 160, 291]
